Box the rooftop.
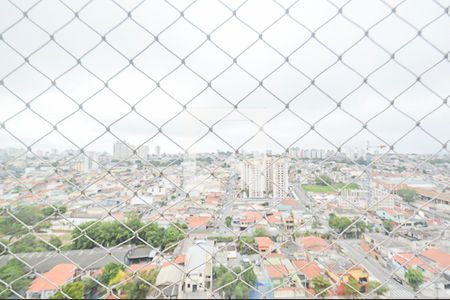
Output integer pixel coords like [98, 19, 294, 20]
[27, 263, 76, 293]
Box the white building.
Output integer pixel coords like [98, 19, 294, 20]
[240, 156, 288, 198]
[183, 241, 213, 295]
[338, 188, 395, 210]
[113, 141, 149, 161]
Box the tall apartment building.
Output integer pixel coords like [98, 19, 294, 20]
[113, 141, 149, 161]
[240, 156, 289, 198]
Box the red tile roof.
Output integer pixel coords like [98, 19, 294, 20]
[174, 255, 186, 265]
[421, 248, 450, 270]
[266, 264, 289, 279]
[266, 213, 283, 224]
[27, 264, 76, 293]
[186, 215, 211, 228]
[394, 252, 437, 274]
[255, 237, 272, 250]
[242, 211, 263, 223]
[128, 263, 156, 274]
[299, 236, 329, 252]
[281, 199, 299, 206]
[206, 195, 220, 205]
[292, 260, 321, 280]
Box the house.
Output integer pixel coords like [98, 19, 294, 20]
[390, 252, 437, 279]
[421, 248, 450, 271]
[265, 264, 289, 286]
[174, 255, 186, 266]
[128, 262, 157, 274]
[183, 240, 213, 296]
[255, 237, 274, 254]
[292, 260, 322, 288]
[186, 215, 211, 230]
[26, 264, 76, 299]
[238, 211, 263, 231]
[125, 246, 158, 265]
[420, 248, 450, 297]
[326, 262, 369, 295]
[155, 263, 184, 299]
[299, 236, 329, 252]
[363, 233, 411, 266]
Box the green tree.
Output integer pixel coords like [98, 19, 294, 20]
[213, 266, 256, 299]
[0, 259, 31, 298]
[405, 268, 424, 291]
[315, 175, 334, 186]
[100, 263, 125, 286]
[10, 235, 47, 253]
[225, 216, 232, 228]
[41, 206, 67, 218]
[367, 281, 388, 298]
[382, 220, 394, 233]
[0, 206, 50, 238]
[397, 189, 419, 203]
[253, 228, 270, 237]
[329, 214, 352, 234]
[46, 236, 62, 250]
[161, 224, 185, 252]
[71, 220, 186, 251]
[344, 278, 361, 298]
[312, 275, 331, 298]
[121, 269, 159, 299]
[50, 281, 84, 299]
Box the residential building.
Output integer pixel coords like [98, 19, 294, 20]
[240, 156, 288, 198]
[183, 241, 213, 296]
[26, 264, 76, 299]
[255, 237, 274, 254]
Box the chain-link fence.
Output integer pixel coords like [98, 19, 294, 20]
[0, 0, 449, 299]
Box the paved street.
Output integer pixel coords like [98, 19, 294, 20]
[293, 183, 418, 299]
[338, 239, 416, 298]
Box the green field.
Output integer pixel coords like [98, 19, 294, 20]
[302, 183, 360, 193]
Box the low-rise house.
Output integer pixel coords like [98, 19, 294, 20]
[421, 247, 450, 296]
[186, 215, 212, 231]
[255, 237, 274, 254]
[125, 246, 158, 265]
[292, 260, 322, 289]
[299, 236, 329, 252]
[326, 262, 369, 295]
[390, 252, 437, 280]
[421, 248, 450, 271]
[156, 263, 184, 299]
[26, 263, 77, 299]
[265, 264, 290, 286]
[363, 233, 411, 266]
[182, 241, 213, 296]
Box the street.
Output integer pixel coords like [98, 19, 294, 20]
[338, 240, 416, 299]
[293, 183, 417, 299]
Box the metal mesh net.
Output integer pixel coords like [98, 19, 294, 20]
[0, 0, 449, 298]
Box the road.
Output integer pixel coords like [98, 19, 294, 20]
[217, 172, 238, 234]
[293, 184, 417, 299]
[338, 240, 417, 298]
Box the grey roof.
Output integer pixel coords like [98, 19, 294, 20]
[126, 246, 157, 259]
[186, 241, 213, 275]
[0, 246, 134, 273]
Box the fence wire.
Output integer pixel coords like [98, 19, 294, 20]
[0, 0, 449, 299]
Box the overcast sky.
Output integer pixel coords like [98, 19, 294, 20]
[0, 0, 449, 155]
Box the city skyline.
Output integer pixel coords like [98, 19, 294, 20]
[0, 0, 449, 299]
[0, 0, 449, 155]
